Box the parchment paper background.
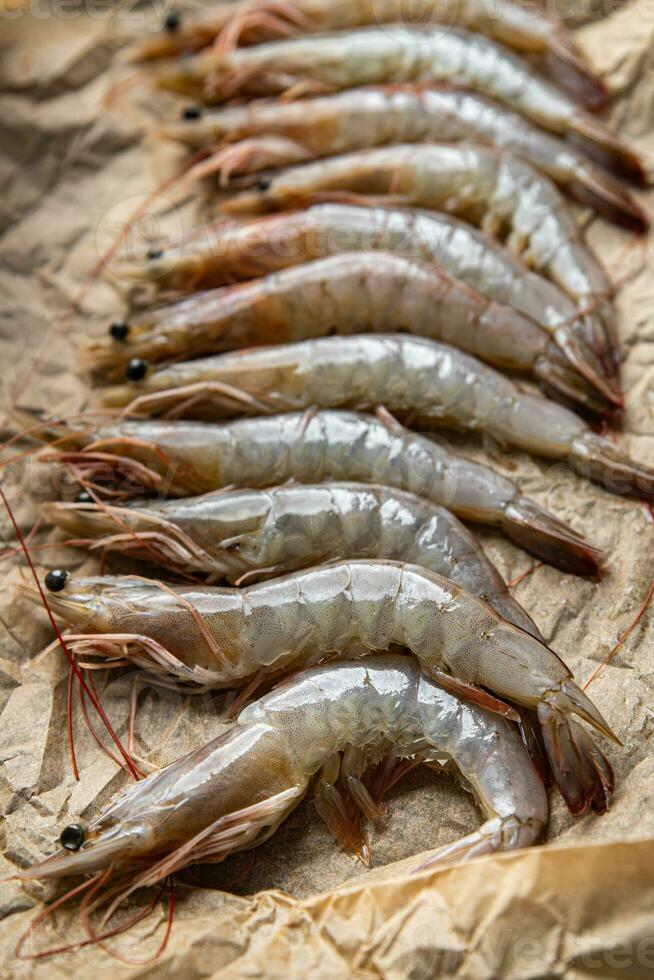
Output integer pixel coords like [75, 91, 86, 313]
[0, 1, 653, 976]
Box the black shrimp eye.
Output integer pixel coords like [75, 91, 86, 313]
[147, 247, 164, 261]
[75, 490, 92, 504]
[182, 104, 202, 121]
[109, 320, 129, 341]
[45, 569, 68, 592]
[256, 176, 272, 191]
[126, 358, 148, 382]
[60, 823, 85, 851]
[164, 10, 180, 32]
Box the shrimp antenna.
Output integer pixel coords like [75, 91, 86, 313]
[0, 485, 139, 780]
[70, 480, 203, 584]
[0, 408, 117, 472]
[2, 149, 211, 431]
[15, 865, 174, 962]
[584, 578, 654, 689]
[15, 870, 108, 960]
[507, 563, 544, 589]
[80, 874, 175, 966]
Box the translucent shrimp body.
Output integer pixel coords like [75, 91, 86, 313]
[163, 88, 646, 231]
[48, 411, 601, 573]
[117, 204, 615, 407]
[44, 482, 541, 636]
[156, 27, 643, 182]
[133, 0, 606, 108]
[225, 144, 616, 378]
[35, 562, 616, 813]
[20, 656, 548, 882]
[87, 253, 604, 414]
[103, 335, 654, 497]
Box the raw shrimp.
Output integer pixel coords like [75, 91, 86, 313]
[86, 253, 605, 414]
[163, 87, 647, 232]
[18, 656, 549, 896]
[115, 204, 618, 407]
[155, 27, 644, 183]
[30, 561, 616, 813]
[131, 0, 607, 110]
[46, 410, 602, 573]
[100, 335, 654, 500]
[224, 144, 617, 378]
[44, 482, 541, 636]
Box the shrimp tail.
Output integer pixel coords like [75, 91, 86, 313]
[569, 433, 654, 500]
[570, 314, 621, 393]
[543, 46, 608, 113]
[552, 318, 622, 408]
[414, 813, 543, 872]
[533, 349, 616, 416]
[538, 683, 617, 815]
[568, 116, 648, 186]
[568, 168, 650, 234]
[557, 679, 619, 743]
[502, 498, 603, 576]
[516, 705, 553, 787]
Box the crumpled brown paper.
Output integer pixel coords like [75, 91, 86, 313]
[0, 1, 653, 976]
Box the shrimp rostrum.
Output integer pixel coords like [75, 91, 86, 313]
[19, 656, 548, 902]
[45, 482, 541, 636]
[164, 87, 647, 233]
[132, 0, 607, 111]
[43, 410, 602, 573]
[102, 335, 654, 500]
[28, 561, 616, 814]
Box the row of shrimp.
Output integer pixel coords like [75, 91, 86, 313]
[9, 0, 651, 959]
